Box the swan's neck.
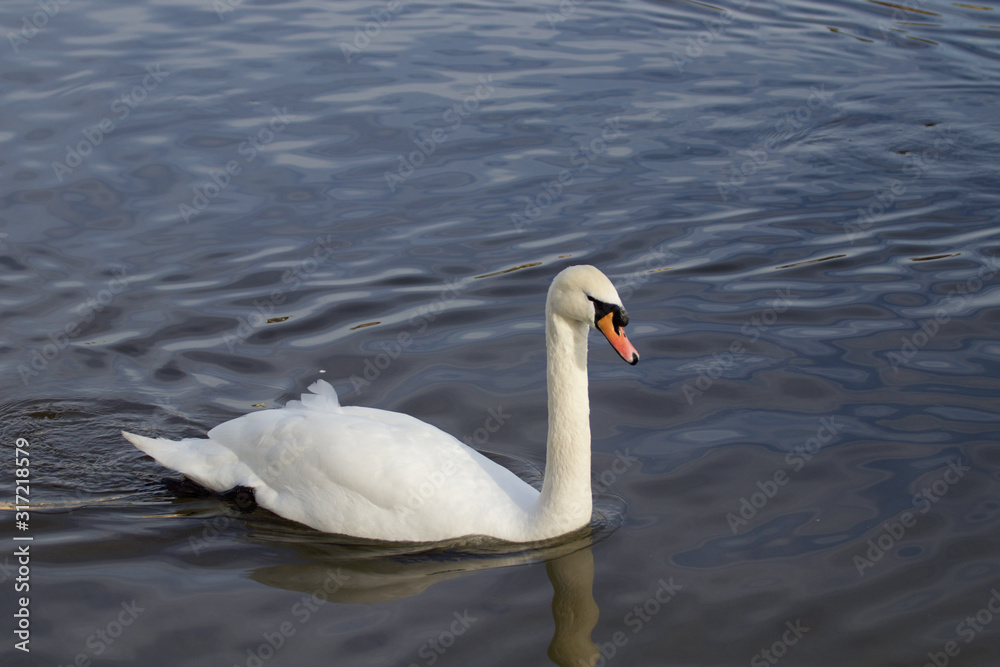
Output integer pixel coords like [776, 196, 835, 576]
[534, 308, 593, 539]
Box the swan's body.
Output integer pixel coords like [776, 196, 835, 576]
[124, 265, 638, 543]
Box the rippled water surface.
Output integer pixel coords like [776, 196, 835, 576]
[2, 0, 1000, 665]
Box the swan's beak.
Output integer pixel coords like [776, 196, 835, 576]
[597, 311, 639, 365]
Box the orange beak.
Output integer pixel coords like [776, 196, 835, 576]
[597, 312, 639, 365]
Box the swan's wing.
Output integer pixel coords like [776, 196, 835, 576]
[202, 391, 536, 538]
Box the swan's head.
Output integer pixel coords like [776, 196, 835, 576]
[548, 265, 639, 365]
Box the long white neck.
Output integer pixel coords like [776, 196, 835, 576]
[532, 306, 593, 540]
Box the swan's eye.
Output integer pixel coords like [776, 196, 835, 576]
[615, 305, 629, 329]
[587, 296, 628, 333]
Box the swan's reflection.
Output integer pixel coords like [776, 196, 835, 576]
[246, 527, 601, 666]
[161, 449, 619, 665]
[546, 547, 600, 667]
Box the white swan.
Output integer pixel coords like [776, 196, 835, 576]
[123, 265, 639, 543]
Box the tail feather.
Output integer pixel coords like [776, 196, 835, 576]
[123, 431, 260, 493]
[285, 379, 342, 413]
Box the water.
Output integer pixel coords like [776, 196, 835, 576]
[2, 0, 1000, 664]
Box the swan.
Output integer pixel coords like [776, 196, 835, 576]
[123, 265, 639, 543]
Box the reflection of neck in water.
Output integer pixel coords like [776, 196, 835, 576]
[547, 547, 600, 667]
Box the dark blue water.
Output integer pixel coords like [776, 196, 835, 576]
[2, 0, 1000, 665]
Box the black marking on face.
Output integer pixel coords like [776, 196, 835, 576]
[587, 296, 629, 333]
